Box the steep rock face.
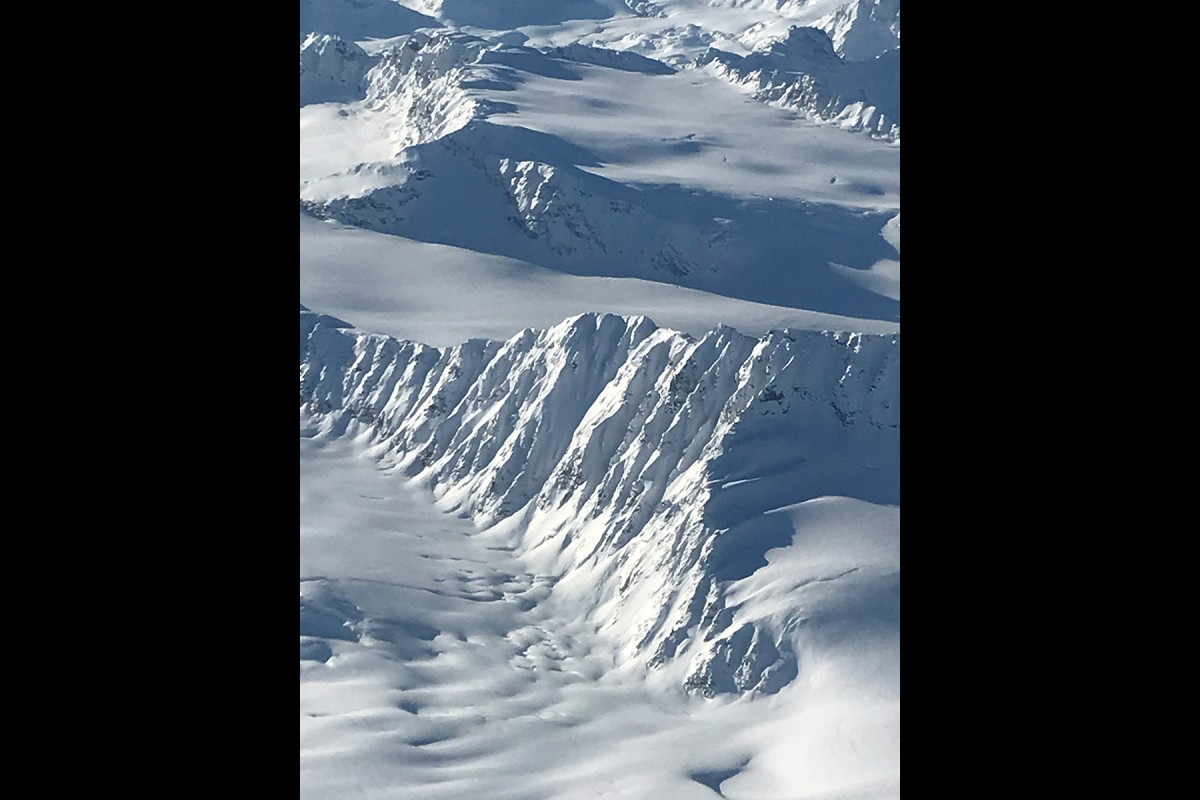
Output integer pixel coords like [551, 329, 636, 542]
[300, 306, 898, 694]
[300, 33, 374, 106]
[697, 26, 899, 141]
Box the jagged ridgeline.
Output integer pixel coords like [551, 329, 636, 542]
[300, 306, 898, 695]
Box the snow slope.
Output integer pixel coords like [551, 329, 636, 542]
[299, 212, 899, 348]
[301, 430, 898, 799]
[386, 0, 900, 63]
[300, 33, 374, 105]
[300, 306, 898, 694]
[698, 26, 899, 141]
[300, 0, 437, 41]
[300, 29, 900, 319]
[299, 1, 900, 796]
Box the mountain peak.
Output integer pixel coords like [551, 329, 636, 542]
[771, 26, 839, 63]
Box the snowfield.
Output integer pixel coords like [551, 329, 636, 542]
[300, 0, 899, 796]
[301, 430, 898, 799]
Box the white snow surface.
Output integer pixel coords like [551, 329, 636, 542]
[300, 305, 898, 693]
[301, 308, 899, 798]
[300, 212, 899, 347]
[301, 431, 898, 800]
[300, 32, 374, 105]
[377, 0, 900, 62]
[697, 26, 899, 141]
[300, 28, 900, 322]
[300, 1, 899, 796]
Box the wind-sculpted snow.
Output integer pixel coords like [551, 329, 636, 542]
[698, 26, 899, 141]
[300, 306, 897, 695]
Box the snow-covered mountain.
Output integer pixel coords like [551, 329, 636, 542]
[301, 29, 899, 318]
[301, 306, 897, 695]
[360, 0, 901, 62]
[300, 1, 899, 796]
[817, 0, 901, 61]
[698, 26, 899, 140]
[300, 33, 374, 105]
[300, 0, 437, 41]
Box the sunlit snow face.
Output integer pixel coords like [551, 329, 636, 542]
[300, 1, 899, 796]
[300, 414, 898, 799]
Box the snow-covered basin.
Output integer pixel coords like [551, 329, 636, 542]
[300, 213, 898, 348]
[300, 421, 898, 799]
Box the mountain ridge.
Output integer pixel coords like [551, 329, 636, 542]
[300, 306, 898, 695]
